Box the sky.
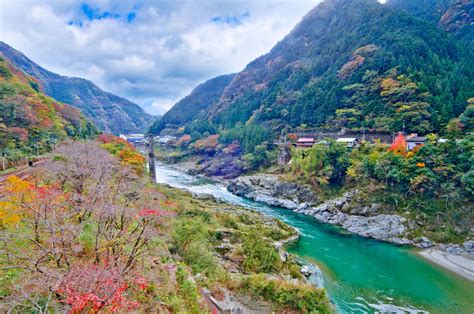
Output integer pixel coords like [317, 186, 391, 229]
[0, 0, 321, 115]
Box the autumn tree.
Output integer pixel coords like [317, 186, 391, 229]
[388, 133, 407, 156]
[0, 141, 173, 312]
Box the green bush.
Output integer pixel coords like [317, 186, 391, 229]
[172, 218, 216, 274]
[242, 231, 281, 273]
[241, 274, 331, 313]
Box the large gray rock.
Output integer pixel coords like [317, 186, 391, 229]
[227, 175, 319, 208]
[227, 175, 416, 245]
[463, 240, 474, 254]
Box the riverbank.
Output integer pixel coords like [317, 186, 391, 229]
[227, 174, 417, 245]
[225, 174, 474, 279]
[154, 161, 474, 313]
[418, 248, 474, 282]
[160, 161, 474, 272]
[155, 183, 332, 312]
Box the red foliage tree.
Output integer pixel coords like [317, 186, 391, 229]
[56, 264, 140, 313]
[194, 134, 219, 153]
[388, 133, 407, 156]
[97, 133, 132, 148]
[176, 134, 192, 147]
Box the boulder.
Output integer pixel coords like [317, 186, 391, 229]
[227, 175, 319, 208]
[415, 237, 435, 249]
[463, 240, 474, 254]
[300, 265, 313, 277]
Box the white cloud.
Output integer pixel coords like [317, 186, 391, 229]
[0, 0, 321, 115]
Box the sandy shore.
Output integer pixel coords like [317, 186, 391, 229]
[418, 249, 474, 281]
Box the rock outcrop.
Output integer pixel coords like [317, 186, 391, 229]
[227, 175, 319, 209]
[227, 175, 416, 245]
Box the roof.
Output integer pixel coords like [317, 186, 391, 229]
[407, 136, 426, 142]
[297, 138, 315, 142]
[336, 138, 358, 142]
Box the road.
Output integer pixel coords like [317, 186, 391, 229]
[0, 159, 46, 185]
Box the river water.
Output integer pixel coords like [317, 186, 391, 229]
[154, 163, 474, 313]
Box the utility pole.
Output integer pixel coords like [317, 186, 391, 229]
[148, 135, 156, 181]
[1, 150, 5, 171]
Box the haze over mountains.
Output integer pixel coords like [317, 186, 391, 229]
[150, 0, 473, 136]
[0, 42, 155, 134]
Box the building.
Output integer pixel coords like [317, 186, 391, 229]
[119, 134, 146, 144]
[296, 138, 315, 148]
[406, 134, 427, 150]
[336, 137, 360, 148]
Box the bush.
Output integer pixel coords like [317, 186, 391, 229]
[242, 231, 281, 273]
[241, 274, 331, 313]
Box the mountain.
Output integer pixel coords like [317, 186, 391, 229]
[148, 73, 236, 134]
[0, 42, 155, 134]
[0, 56, 95, 157]
[155, 0, 473, 137]
[387, 0, 473, 43]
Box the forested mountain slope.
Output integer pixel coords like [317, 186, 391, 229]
[0, 42, 155, 134]
[148, 73, 236, 134]
[155, 0, 473, 136]
[387, 0, 473, 45]
[0, 56, 95, 160]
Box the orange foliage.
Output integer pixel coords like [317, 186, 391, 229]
[194, 134, 219, 151]
[97, 133, 133, 148]
[388, 133, 407, 156]
[287, 133, 298, 141]
[98, 133, 145, 175]
[176, 134, 192, 147]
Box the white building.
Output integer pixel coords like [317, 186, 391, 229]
[336, 137, 360, 148]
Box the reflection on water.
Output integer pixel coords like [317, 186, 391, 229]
[155, 163, 474, 313]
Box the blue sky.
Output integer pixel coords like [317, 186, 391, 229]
[0, 0, 320, 115]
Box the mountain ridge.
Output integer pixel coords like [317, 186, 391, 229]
[0, 41, 155, 134]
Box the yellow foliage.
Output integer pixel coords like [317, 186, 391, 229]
[5, 175, 33, 193]
[0, 201, 21, 225]
[0, 176, 33, 226]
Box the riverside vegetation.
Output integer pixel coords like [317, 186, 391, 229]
[154, 122, 474, 245]
[0, 136, 331, 313]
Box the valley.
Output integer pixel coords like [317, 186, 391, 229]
[0, 0, 473, 312]
[153, 162, 474, 313]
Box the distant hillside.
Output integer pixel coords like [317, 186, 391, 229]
[0, 42, 155, 134]
[387, 0, 473, 44]
[148, 73, 236, 134]
[0, 56, 95, 159]
[160, 0, 473, 138]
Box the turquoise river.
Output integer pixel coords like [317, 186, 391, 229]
[154, 163, 474, 313]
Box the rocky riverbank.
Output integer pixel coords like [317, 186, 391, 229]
[227, 175, 474, 257]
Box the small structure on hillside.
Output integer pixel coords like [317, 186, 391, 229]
[296, 138, 315, 148]
[336, 137, 360, 148]
[406, 134, 427, 150]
